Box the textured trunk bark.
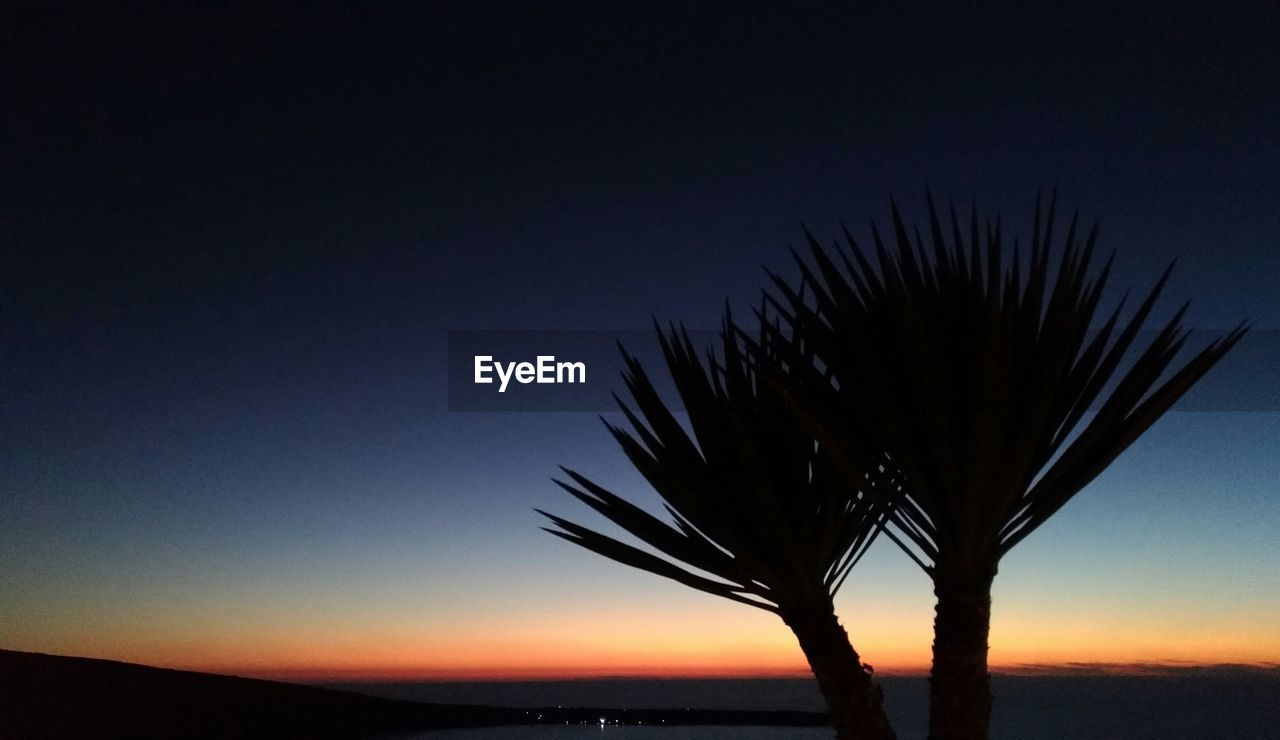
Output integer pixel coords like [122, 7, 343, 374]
[783, 605, 896, 740]
[928, 563, 997, 740]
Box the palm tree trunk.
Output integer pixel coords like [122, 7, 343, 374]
[928, 562, 997, 740]
[782, 605, 895, 740]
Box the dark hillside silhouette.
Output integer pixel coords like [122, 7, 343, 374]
[0, 649, 523, 739]
[0, 649, 831, 738]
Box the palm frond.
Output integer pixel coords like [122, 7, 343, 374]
[778, 191, 1247, 568]
[541, 311, 893, 611]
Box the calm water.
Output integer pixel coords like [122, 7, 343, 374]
[393, 728, 824, 739]
[340, 675, 1280, 739]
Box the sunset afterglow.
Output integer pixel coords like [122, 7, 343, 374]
[4, 7, 1279, 732]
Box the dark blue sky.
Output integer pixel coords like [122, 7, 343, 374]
[3, 2, 1278, 675]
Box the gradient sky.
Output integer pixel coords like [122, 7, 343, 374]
[3, 2, 1279, 680]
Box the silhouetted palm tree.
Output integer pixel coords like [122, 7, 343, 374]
[768, 193, 1247, 740]
[540, 314, 899, 739]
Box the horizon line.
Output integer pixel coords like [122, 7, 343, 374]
[9, 650, 1276, 683]
[232, 661, 1280, 683]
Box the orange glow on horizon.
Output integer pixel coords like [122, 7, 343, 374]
[78, 655, 1280, 684]
[12, 625, 1280, 683]
[122, 641, 1280, 683]
[38, 634, 1279, 683]
[9, 592, 1278, 684]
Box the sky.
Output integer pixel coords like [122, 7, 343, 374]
[2, 2, 1279, 680]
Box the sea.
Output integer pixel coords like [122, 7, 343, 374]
[330, 674, 1280, 739]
